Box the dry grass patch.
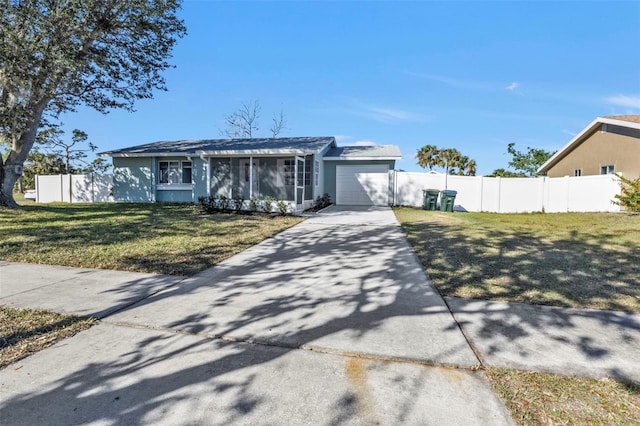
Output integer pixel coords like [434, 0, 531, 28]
[486, 368, 640, 425]
[0, 306, 95, 369]
[0, 203, 304, 275]
[395, 208, 640, 312]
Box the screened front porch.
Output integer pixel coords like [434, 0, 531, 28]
[208, 155, 317, 210]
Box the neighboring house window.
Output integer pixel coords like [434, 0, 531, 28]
[600, 165, 614, 175]
[574, 169, 582, 177]
[314, 160, 319, 186]
[159, 161, 192, 184]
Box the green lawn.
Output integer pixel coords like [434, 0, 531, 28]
[0, 203, 304, 275]
[395, 208, 640, 313]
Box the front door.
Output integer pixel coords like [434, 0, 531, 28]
[239, 159, 258, 199]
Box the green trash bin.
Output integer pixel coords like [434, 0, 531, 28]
[440, 190, 457, 212]
[422, 189, 439, 211]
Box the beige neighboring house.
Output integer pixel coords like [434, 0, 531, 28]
[538, 115, 640, 179]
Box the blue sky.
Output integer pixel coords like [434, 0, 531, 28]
[63, 1, 640, 175]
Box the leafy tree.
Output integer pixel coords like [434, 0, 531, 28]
[38, 128, 96, 174]
[0, 0, 186, 208]
[87, 157, 112, 174]
[487, 168, 527, 178]
[505, 142, 555, 177]
[416, 145, 477, 176]
[20, 150, 66, 190]
[613, 174, 640, 213]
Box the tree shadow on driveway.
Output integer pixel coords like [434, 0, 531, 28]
[1, 219, 512, 424]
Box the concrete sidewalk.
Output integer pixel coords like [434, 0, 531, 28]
[0, 206, 514, 425]
[0, 261, 184, 318]
[446, 297, 640, 384]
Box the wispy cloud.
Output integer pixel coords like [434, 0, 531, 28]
[505, 82, 519, 91]
[604, 94, 640, 110]
[562, 129, 577, 137]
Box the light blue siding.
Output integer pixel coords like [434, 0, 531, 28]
[112, 157, 154, 202]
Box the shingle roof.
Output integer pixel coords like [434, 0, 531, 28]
[603, 115, 640, 124]
[324, 145, 402, 159]
[102, 137, 336, 156]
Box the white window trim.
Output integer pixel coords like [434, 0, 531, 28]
[158, 160, 193, 185]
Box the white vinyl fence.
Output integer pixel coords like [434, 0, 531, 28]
[393, 172, 621, 213]
[35, 174, 113, 203]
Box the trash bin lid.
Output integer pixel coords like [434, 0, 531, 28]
[442, 190, 457, 195]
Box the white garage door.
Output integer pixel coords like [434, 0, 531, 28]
[336, 165, 389, 206]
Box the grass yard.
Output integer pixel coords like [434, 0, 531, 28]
[0, 306, 95, 369]
[485, 368, 640, 425]
[395, 208, 640, 313]
[0, 203, 304, 275]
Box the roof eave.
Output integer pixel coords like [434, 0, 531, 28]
[537, 116, 640, 173]
[323, 156, 401, 161]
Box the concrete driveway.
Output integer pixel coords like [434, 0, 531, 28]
[0, 206, 514, 425]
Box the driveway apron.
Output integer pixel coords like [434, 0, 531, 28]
[0, 206, 514, 425]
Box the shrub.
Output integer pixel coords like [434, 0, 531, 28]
[314, 193, 332, 210]
[219, 195, 231, 211]
[249, 196, 259, 212]
[233, 195, 245, 212]
[276, 199, 289, 215]
[198, 196, 218, 213]
[262, 196, 275, 213]
[613, 174, 640, 212]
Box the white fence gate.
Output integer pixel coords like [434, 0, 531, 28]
[35, 174, 113, 203]
[393, 172, 621, 213]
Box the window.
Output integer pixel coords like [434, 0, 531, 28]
[600, 165, 614, 175]
[182, 161, 192, 184]
[283, 159, 295, 186]
[574, 169, 582, 177]
[304, 157, 311, 186]
[159, 160, 192, 184]
[314, 160, 319, 186]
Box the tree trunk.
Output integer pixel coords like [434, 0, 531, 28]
[0, 163, 20, 208]
[0, 99, 48, 209]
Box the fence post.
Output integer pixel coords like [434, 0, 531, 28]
[496, 176, 502, 213]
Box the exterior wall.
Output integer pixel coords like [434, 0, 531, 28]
[113, 157, 154, 202]
[323, 160, 396, 205]
[546, 129, 640, 178]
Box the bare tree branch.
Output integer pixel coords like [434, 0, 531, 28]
[270, 110, 287, 138]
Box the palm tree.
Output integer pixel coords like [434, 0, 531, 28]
[416, 145, 441, 170]
[464, 159, 477, 176]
